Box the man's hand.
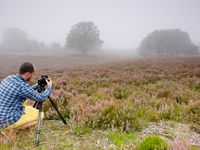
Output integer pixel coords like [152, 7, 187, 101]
[46, 78, 52, 88]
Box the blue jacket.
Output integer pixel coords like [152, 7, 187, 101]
[0, 74, 51, 128]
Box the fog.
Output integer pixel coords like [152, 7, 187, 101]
[0, 0, 199, 53]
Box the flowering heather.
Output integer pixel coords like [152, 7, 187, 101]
[34, 57, 200, 131]
[0, 56, 200, 149]
[168, 138, 190, 150]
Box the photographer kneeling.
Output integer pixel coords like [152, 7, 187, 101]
[0, 62, 52, 130]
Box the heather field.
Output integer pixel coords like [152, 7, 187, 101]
[0, 54, 200, 150]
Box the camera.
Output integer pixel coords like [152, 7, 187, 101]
[38, 75, 48, 88]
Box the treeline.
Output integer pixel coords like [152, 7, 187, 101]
[0, 22, 103, 55]
[137, 29, 199, 57]
[0, 23, 199, 56]
[0, 28, 62, 53]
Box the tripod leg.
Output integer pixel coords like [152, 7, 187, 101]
[35, 102, 43, 146]
[33, 101, 38, 108]
[48, 96, 67, 124]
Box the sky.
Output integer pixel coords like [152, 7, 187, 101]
[0, 0, 199, 49]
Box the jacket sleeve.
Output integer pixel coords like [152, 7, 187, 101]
[20, 84, 52, 101]
[30, 83, 38, 90]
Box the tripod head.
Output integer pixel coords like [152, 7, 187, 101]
[37, 75, 48, 92]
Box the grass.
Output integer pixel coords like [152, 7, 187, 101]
[108, 130, 136, 148]
[0, 143, 11, 150]
[73, 124, 91, 136]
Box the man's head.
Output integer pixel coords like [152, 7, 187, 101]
[19, 62, 35, 81]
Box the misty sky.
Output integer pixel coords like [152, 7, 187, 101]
[0, 0, 199, 49]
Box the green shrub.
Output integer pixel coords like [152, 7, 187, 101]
[137, 135, 168, 150]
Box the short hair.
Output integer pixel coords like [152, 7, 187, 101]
[19, 62, 35, 75]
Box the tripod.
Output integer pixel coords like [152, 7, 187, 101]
[33, 86, 67, 146]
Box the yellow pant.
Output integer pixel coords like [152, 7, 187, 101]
[6, 106, 44, 129]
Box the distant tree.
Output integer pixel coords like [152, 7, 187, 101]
[138, 29, 199, 56]
[2, 28, 28, 50]
[1, 28, 44, 51]
[197, 42, 200, 53]
[66, 21, 103, 55]
[50, 42, 61, 49]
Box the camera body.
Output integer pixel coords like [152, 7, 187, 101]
[37, 75, 48, 91]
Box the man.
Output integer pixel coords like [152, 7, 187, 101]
[0, 62, 52, 129]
